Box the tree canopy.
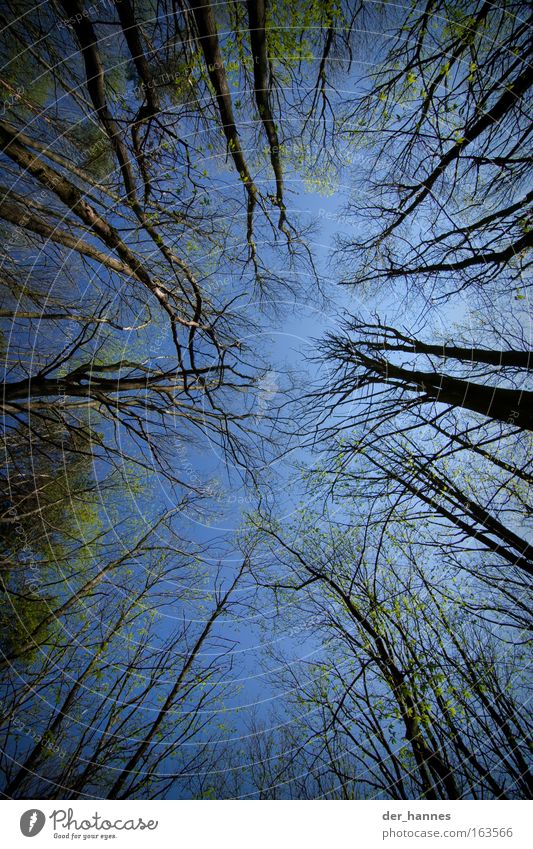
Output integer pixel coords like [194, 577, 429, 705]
[0, 0, 531, 800]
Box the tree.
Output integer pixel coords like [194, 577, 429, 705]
[0, 0, 530, 802]
[0, 515, 250, 798]
[321, 317, 533, 431]
[244, 508, 532, 799]
[337, 0, 532, 303]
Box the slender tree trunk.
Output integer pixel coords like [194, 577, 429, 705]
[106, 561, 246, 798]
